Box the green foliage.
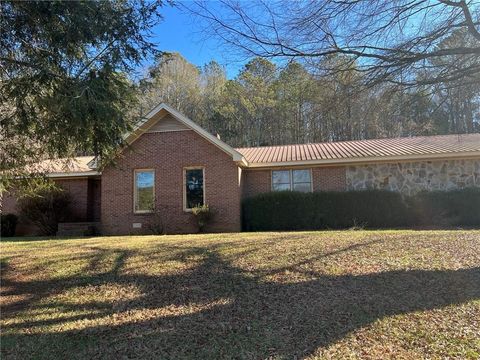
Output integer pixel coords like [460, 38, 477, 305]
[18, 188, 72, 236]
[414, 188, 480, 227]
[242, 188, 480, 231]
[1, 214, 18, 237]
[218, 58, 278, 146]
[243, 190, 412, 231]
[137, 31, 480, 149]
[191, 204, 215, 233]
[1, 0, 163, 191]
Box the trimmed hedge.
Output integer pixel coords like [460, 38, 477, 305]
[242, 188, 480, 231]
[414, 188, 480, 227]
[1, 214, 18, 237]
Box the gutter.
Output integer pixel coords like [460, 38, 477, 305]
[46, 171, 101, 178]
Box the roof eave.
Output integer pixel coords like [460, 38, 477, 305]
[235, 156, 249, 167]
[245, 150, 480, 168]
[46, 171, 101, 178]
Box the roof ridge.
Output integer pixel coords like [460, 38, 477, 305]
[234, 133, 480, 151]
[237, 133, 480, 166]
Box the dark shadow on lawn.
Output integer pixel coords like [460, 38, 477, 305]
[0, 235, 101, 243]
[1, 244, 479, 359]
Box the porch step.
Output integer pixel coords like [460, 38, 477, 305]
[57, 222, 99, 237]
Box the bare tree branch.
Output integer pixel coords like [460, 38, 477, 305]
[185, 0, 480, 86]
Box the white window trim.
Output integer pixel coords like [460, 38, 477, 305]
[271, 169, 313, 192]
[183, 166, 206, 212]
[133, 169, 155, 214]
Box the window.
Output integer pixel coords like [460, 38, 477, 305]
[184, 168, 205, 210]
[292, 169, 312, 192]
[272, 170, 291, 191]
[134, 170, 155, 213]
[272, 169, 312, 192]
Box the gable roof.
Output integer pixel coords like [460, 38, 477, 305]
[236, 133, 480, 167]
[26, 104, 480, 178]
[118, 104, 480, 169]
[125, 103, 246, 164]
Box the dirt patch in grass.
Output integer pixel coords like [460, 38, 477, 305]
[1, 231, 479, 359]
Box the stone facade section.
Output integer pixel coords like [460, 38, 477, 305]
[101, 130, 242, 235]
[346, 158, 480, 195]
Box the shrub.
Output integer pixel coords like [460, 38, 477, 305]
[1, 214, 18, 237]
[243, 188, 480, 231]
[191, 204, 215, 232]
[146, 204, 172, 235]
[18, 187, 72, 235]
[414, 188, 480, 227]
[146, 209, 167, 235]
[243, 190, 413, 231]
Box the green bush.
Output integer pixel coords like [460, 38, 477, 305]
[414, 188, 480, 227]
[242, 190, 413, 231]
[242, 188, 480, 231]
[18, 187, 72, 235]
[1, 214, 18, 237]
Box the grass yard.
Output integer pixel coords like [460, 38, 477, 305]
[1, 230, 479, 359]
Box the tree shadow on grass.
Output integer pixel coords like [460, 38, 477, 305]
[1, 243, 479, 359]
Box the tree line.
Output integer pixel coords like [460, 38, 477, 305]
[137, 31, 479, 148]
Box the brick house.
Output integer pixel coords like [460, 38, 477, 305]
[2, 104, 480, 235]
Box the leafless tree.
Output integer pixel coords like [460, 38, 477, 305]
[185, 0, 480, 86]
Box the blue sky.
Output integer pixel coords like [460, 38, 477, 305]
[149, 4, 246, 79]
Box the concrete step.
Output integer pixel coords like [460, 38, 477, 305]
[57, 222, 99, 237]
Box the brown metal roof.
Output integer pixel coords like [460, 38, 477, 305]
[23, 134, 480, 178]
[236, 134, 480, 166]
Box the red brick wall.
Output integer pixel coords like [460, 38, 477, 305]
[1, 189, 41, 235]
[101, 130, 242, 235]
[312, 166, 346, 192]
[242, 166, 347, 199]
[1, 178, 91, 236]
[1, 192, 17, 215]
[242, 169, 272, 199]
[55, 178, 90, 221]
[2, 192, 33, 236]
[87, 178, 101, 221]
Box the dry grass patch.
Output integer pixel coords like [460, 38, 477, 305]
[1, 230, 479, 359]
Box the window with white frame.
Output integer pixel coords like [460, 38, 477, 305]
[272, 169, 312, 192]
[134, 170, 155, 213]
[184, 168, 205, 210]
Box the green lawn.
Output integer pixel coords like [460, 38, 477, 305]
[1, 231, 479, 359]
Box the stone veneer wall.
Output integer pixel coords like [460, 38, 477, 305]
[346, 158, 480, 195]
